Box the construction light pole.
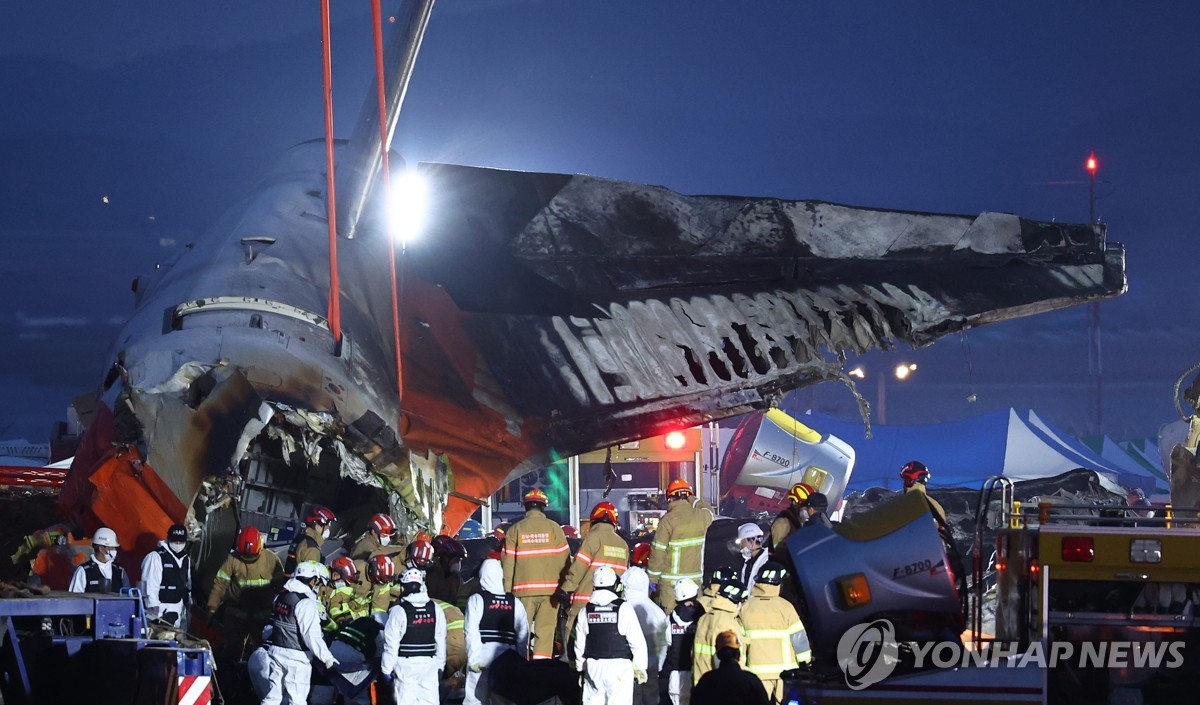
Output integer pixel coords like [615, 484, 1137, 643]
[1086, 151, 1103, 434]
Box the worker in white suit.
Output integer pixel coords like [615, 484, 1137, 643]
[380, 568, 447, 705]
[465, 558, 529, 705]
[253, 561, 338, 705]
[621, 567, 670, 705]
[574, 566, 649, 705]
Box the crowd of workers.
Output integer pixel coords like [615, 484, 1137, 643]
[60, 461, 940, 705]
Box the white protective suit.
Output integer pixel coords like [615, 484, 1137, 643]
[620, 568, 670, 705]
[465, 559, 530, 705]
[140, 541, 191, 626]
[381, 586, 447, 705]
[573, 588, 648, 705]
[256, 578, 338, 705]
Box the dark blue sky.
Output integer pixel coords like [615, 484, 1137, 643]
[1, 1, 1198, 442]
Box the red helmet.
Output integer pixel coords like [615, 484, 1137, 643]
[787, 482, 816, 505]
[900, 461, 930, 488]
[631, 542, 652, 568]
[368, 554, 396, 584]
[369, 513, 397, 536]
[523, 488, 549, 508]
[306, 506, 336, 527]
[407, 539, 434, 568]
[431, 534, 467, 560]
[330, 555, 359, 582]
[590, 502, 618, 526]
[237, 526, 263, 557]
[562, 525, 579, 539]
[666, 479, 694, 498]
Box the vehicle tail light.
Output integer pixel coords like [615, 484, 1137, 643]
[1061, 536, 1095, 562]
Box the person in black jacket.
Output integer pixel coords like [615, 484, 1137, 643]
[691, 630, 769, 705]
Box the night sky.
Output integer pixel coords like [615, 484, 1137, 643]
[2, 2, 1198, 444]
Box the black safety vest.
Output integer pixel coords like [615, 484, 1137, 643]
[335, 616, 384, 659]
[155, 546, 190, 605]
[582, 600, 633, 660]
[80, 560, 126, 594]
[397, 601, 437, 657]
[478, 591, 517, 645]
[285, 534, 320, 575]
[663, 602, 703, 671]
[264, 591, 306, 651]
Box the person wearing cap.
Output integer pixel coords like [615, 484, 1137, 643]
[252, 560, 339, 705]
[558, 501, 630, 641]
[691, 577, 747, 683]
[140, 523, 192, 627]
[649, 479, 714, 613]
[737, 562, 809, 702]
[734, 523, 768, 591]
[621, 566, 670, 705]
[465, 558, 529, 705]
[285, 506, 336, 575]
[502, 487, 570, 659]
[802, 493, 832, 528]
[663, 578, 705, 705]
[901, 461, 947, 525]
[381, 568, 447, 705]
[574, 565, 649, 705]
[769, 483, 815, 551]
[68, 526, 128, 594]
[690, 630, 769, 705]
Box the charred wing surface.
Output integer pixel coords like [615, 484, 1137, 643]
[413, 163, 1126, 457]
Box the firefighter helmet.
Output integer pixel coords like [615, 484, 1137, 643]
[236, 526, 263, 557]
[787, 482, 816, 505]
[590, 501, 619, 526]
[674, 577, 700, 602]
[522, 488, 549, 508]
[666, 479, 694, 498]
[458, 519, 484, 540]
[330, 555, 358, 582]
[398, 568, 425, 594]
[368, 554, 396, 584]
[306, 506, 336, 527]
[368, 513, 397, 536]
[716, 577, 748, 604]
[407, 539, 434, 568]
[592, 565, 619, 589]
[900, 461, 930, 488]
[92, 527, 119, 548]
[756, 561, 787, 585]
[631, 542, 652, 568]
[709, 565, 739, 588]
[432, 535, 467, 560]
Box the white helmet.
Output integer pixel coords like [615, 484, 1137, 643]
[93, 527, 119, 548]
[399, 568, 425, 587]
[674, 577, 699, 602]
[295, 560, 331, 583]
[592, 565, 618, 589]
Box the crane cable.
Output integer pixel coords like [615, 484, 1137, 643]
[320, 0, 342, 345]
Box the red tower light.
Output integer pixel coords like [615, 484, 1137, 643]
[664, 431, 687, 450]
[1086, 152, 1098, 175]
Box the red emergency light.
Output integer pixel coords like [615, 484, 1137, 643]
[1061, 536, 1095, 562]
[664, 431, 687, 450]
[1086, 152, 1098, 175]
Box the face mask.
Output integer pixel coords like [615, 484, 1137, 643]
[379, 534, 392, 546]
[322, 528, 331, 540]
[169, 542, 187, 554]
[739, 546, 753, 559]
[96, 548, 114, 563]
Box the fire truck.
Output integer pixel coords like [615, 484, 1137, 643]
[780, 476, 1199, 704]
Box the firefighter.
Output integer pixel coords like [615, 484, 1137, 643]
[769, 483, 815, 551]
[351, 512, 404, 561]
[901, 461, 948, 525]
[381, 568, 447, 705]
[697, 567, 737, 612]
[285, 506, 336, 574]
[631, 542, 652, 569]
[436, 598, 467, 689]
[252, 560, 339, 705]
[663, 578, 704, 705]
[692, 577, 747, 683]
[573, 566, 649, 705]
[427, 534, 467, 605]
[690, 631, 769, 705]
[325, 556, 361, 630]
[502, 487, 571, 659]
[140, 523, 191, 627]
[737, 562, 809, 702]
[406, 537, 436, 572]
[557, 502, 630, 639]
[68, 527, 128, 594]
[735, 523, 768, 590]
[367, 554, 398, 623]
[649, 480, 713, 613]
[465, 558, 530, 705]
[621, 566, 669, 705]
[207, 525, 284, 661]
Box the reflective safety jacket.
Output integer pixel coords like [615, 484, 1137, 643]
[324, 583, 358, 631]
[560, 522, 629, 606]
[285, 526, 325, 575]
[350, 532, 405, 562]
[381, 593, 447, 673]
[691, 595, 745, 683]
[770, 507, 805, 552]
[501, 508, 570, 597]
[207, 550, 284, 617]
[69, 557, 129, 594]
[573, 590, 648, 671]
[436, 598, 467, 673]
[738, 584, 809, 688]
[905, 483, 948, 526]
[649, 499, 713, 587]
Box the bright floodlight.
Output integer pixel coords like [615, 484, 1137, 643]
[894, 363, 917, 380]
[390, 170, 427, 246]
[664, 431, 687, 450]
[848, 367, 866, 379]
